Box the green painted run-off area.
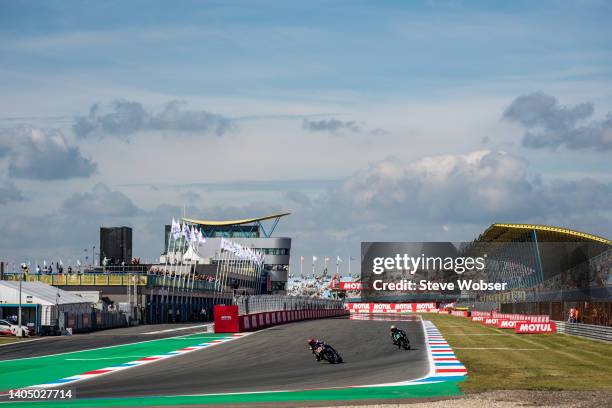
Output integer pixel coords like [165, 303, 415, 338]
[0, 333, 229, 390]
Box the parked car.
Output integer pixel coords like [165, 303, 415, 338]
[0, 319, 35, 336]
[0, 319, 14, 336]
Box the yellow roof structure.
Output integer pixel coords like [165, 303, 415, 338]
[182, 212, 291, 227]
[478, 223, 611, 245]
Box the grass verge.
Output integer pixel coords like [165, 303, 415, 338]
[0, 337, 29, 346]
[425, 314, 612, 392]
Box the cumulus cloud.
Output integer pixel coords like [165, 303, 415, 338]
[302, 118, 362, 134]
[73, 100, 235, 140]
[320, 150, 612, 226]
[0, 126, 97, 180]
[0, 183, 142, 260]
[0, 181, 26, 205]
[503, 92, 612, 151]
[62, 183, 141, 217]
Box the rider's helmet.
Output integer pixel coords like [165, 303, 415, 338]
[307, 337, 316, 347]
[390, 325, 396, 331]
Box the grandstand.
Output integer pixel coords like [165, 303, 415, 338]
[462, 223, 611, 325]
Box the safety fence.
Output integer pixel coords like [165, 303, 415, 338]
[554, 321, 612, 342]
[64, 310, 128, 333]
[233, 295, 344, 315]
[239, 309, 347, 332]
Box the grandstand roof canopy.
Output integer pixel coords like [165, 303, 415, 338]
[478, 223, 611, 245]
[182, 212, 291, 227]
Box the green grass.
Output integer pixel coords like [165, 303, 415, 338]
[425, 314, 612, 392]
[0, 337, 29, 346]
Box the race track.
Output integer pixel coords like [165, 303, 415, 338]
[0, 323, 212, 360]
[72, 316, 429, 398]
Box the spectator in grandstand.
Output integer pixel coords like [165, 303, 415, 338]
[575, 308, 580, 323]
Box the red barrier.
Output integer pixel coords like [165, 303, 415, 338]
[515, 321, 556, 334]
[214, 305, 240, 333]
[471, 311, 491, 318]
[223, 308, 348, 333]
[451, 310, 468, 317]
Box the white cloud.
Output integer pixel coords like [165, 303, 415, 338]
[0, 126, 96, 180]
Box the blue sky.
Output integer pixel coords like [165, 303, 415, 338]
[0, 0, 610, 271]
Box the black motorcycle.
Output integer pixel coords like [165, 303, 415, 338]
[392, 331, 410, 350]
[314, 344, 343, 364]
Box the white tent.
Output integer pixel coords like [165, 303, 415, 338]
[0, 281, 92, 326]
[182, 244, 205, 263]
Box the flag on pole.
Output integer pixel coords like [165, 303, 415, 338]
[312, 256, 318, 264]
[189, 226, 198, 243]
[171, 218, 182, 240]
[336, 256, 343, 264]
[197, 229, 206, 244]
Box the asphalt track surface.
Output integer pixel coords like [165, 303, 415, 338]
[0, 323, 212, 360]
[73, 316, 428, 398]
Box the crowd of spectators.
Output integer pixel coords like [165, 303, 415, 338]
[287, 276, 334, 298]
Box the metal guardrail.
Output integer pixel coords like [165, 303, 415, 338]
[554, 320, 612, 342]
[2, 273, 220, 292]
[3, 273, 147, 286]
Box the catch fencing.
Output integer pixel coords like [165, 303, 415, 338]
[233, 295, 343, 315]
[554, 321, 612, 342]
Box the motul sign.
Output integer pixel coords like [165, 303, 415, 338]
[339, 282, 366, 290]
[346, 303, 437, 313]
[497, 319, 526, 329]
[515, 322, 556, 334]
[470, 316, 485, 322]
[483, 318, 501, 326]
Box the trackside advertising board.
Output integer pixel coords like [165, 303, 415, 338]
[347, 302, 437, 313]
[451, 310, 468, 317]
[515, 321, 556, 334]
[482, 317, 501, 326]
[339, 282, 368, 290]
[497, 319, 527, 329]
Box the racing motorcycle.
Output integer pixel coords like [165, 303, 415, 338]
[392, 331, 411, 350]
[314, 344, 343, 364]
